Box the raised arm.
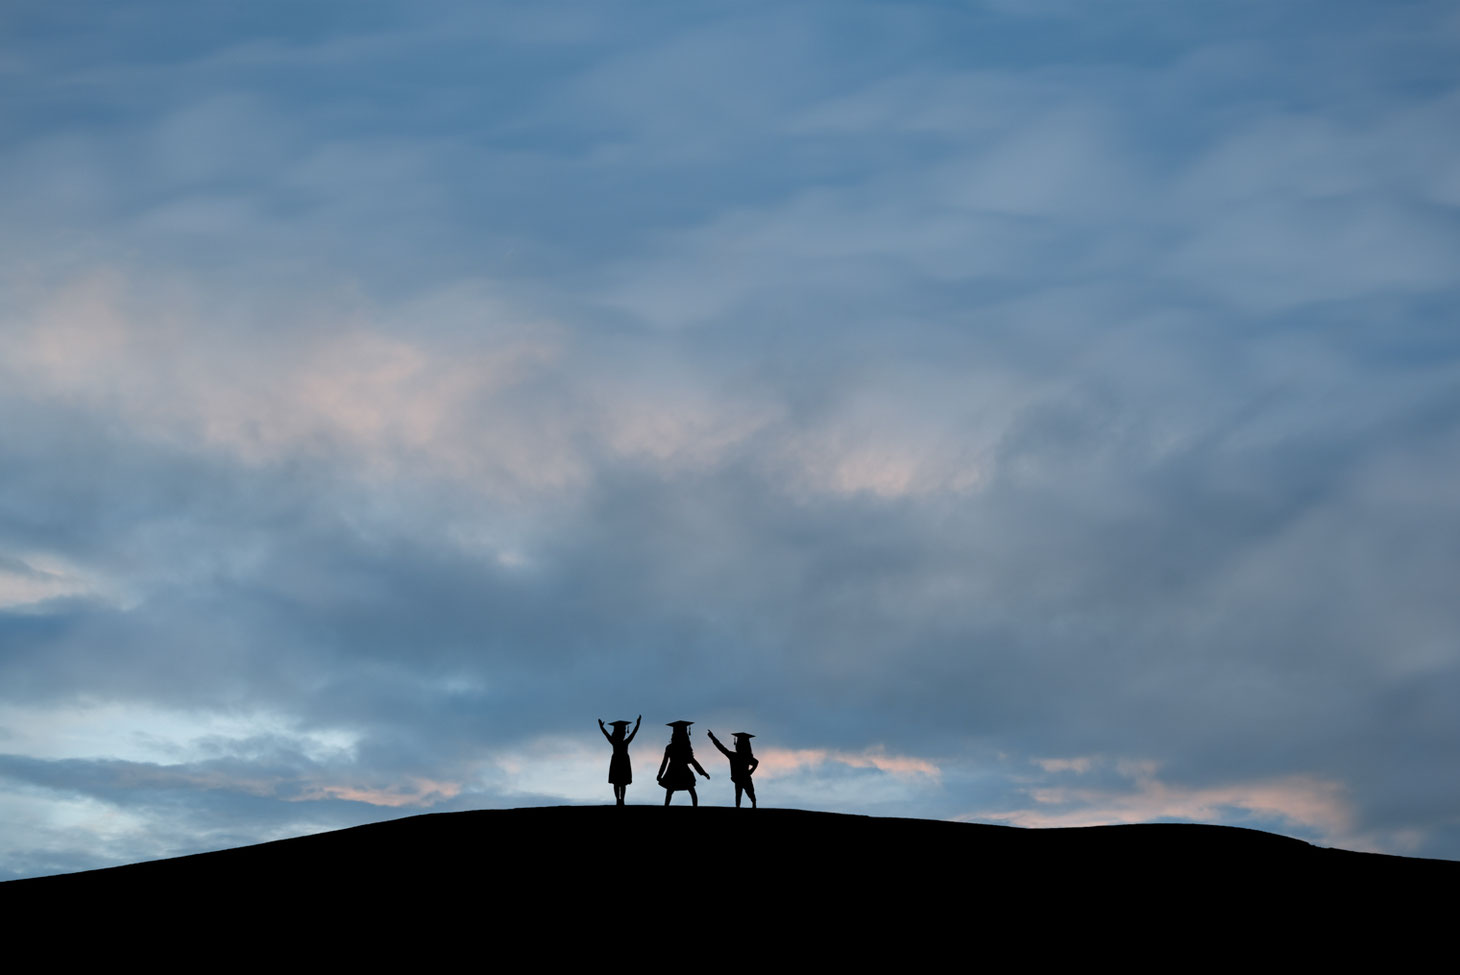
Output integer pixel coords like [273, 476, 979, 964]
[598, 719, 613, 744]
[625, 715, 641, 745]
[707, 730, 733, 759]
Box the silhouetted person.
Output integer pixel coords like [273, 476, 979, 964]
[599, 715, 641, 806]
[707, 730, 759, 808]
[657, 720, 710, 806]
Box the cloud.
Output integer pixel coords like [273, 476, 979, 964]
[756, 746, 941, 781]
[3, 0, 1460, 877]
[0, 555, 107, 610]
[293, 777, 463, 807]
[1, 270, 570, 484]
[0, 701, 359, 765]
[975, 755, 1381, 852]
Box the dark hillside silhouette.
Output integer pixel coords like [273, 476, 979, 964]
[4, 808, 1453, 960]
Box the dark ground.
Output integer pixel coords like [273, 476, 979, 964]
[5, 807, 1453, 959]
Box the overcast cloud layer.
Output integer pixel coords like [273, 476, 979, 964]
[3, 0, 1460, 878]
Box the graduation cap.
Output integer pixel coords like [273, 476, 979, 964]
[732, 732, 756, 739]
[607, 720, 633, 728]
[666, 720, 694, 728]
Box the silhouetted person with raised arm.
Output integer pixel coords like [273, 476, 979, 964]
[599, 715, 641, 806]
[657, 720, 710, 806]
[707, 730, 760, 808]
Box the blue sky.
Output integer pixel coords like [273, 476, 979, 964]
[3, 0, 1460, 878]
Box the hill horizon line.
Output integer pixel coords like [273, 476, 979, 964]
[7, 803, 1456, 888]
[7, 804, 1456, 957]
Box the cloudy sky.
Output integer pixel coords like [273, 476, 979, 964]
[3, 0, 1459, 879]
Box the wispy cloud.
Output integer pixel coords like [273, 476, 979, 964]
[3, 0, 1459, 876]
[756, 746, 941, 781]
[974, 755, 1386, 852]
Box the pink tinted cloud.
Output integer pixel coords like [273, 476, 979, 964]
[973, 757, 1384, 850]
[4, 269, 997, 504]
[293, 777, 463, 808]
[755, 746, 940, 780]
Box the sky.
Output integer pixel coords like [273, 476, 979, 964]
[3, 0, 1459, 879]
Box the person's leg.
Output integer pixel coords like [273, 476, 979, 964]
[688, 786, 698, 807]
[664, 789, 672, 806]
[734, 783, 743, 808]
[745, 781, 756, 809]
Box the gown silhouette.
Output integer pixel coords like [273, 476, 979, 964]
[657, 721, 710, 806]
[600, 716, 641, 805]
